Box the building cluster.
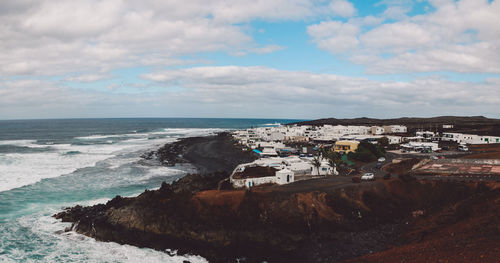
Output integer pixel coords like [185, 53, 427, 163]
[230, 124, 406, 188]
[229, 123, 500, 189]
[232, 124, 406, 148]
[230, 156, 336, 188]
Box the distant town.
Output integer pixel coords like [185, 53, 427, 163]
[230, 123, 500, 188]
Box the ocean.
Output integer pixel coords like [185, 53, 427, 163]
[0, 118, 301, 262]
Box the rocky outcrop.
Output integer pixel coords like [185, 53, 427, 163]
[54, 177, 499, 262]
[142, 132, 257, 174]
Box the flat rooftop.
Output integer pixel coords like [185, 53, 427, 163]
[233, 166, 278, 179]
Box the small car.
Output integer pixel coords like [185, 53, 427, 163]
[458, 145, 469, 151]
[361, 173, 375, 181]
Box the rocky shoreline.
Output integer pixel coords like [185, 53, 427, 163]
[54, 132, 500, 262]
[142, 132, 257, 174]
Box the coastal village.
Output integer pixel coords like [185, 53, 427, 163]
[58, 117, 500, 263]
[230, 123, 500, 188]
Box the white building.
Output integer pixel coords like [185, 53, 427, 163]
[441, 132, 462, 142]
[282, 157, 313, 174]
[370, 126, 385, 135]
[441, 132, 500, 144]
[481, 136, 500, 144]
[416, 131, 437, 138]
[383, 125, 408, 134]
[230, 156, 337, 188]
[385, 135, 403, 144]
[269, 132, 285, 141]
[260, 147, 278, 157]
[275, 169, 294, 184]
[401, 142, 440, 152]
[347, 126, 370, 135]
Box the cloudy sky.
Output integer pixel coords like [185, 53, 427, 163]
[1, 0, 499, 120]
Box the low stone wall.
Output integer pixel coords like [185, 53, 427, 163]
[232, 176, 277, 188]
[441, 159, 500, 165]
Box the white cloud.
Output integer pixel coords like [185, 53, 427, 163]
[65, 74, 111, 83]
[0, 0, 332, 77]
[308, 0, 500, 74]
[1, 0, 499, 119]
[21, 0, 121, 38]
[307, 21, 360, 54]
[2, 65, 499, 119]
[381, 5, 410, 20]
[251, 44, 286, 54]
[139, 66, 500, 118]
[329, 0, 357, 17]
[360, 22, 435, 51]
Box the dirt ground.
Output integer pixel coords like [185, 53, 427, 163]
[462, 144, 500, 159]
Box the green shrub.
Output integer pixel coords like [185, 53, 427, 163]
[348, 140, 386, 162]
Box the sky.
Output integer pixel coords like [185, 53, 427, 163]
[1, 0, 500, 120]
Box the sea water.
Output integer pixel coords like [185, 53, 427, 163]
[0, 118, 300, 262]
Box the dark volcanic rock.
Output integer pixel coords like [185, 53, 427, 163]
[54, 178, 499, 262]
[149, 132, 257, 174]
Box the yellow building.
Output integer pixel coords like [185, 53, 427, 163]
[334, 140, 359, 153]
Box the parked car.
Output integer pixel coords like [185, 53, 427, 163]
[377, 157, 386, 162]
[361, 173, 375, 181]
[376, 162, 383, 169]
[458, 145, 469, 151]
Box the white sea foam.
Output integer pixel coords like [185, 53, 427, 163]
[133, 166, 186, 183]
[0, 151, 111, 192]
[0, 213, 208, 263]
[0, 127, 224, 263]
[262, 122, 281, 126]
[0, 139, 37, 146]
[0, 128, 220, 192]
[74, 133, 145, 140]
